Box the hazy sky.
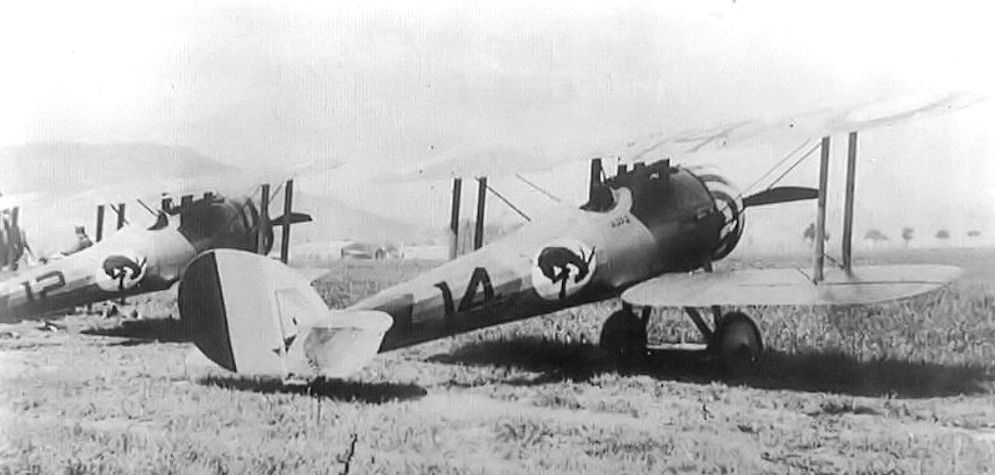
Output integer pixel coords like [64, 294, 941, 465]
[2, 0, 993, 248]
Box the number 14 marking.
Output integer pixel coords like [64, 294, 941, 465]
[433, 267, 495, 321]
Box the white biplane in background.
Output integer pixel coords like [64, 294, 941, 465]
[0, 173, 313, 323]
[168, 92, 984, 380]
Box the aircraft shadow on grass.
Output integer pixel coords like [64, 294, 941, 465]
[429, 337, 993, 398]
[78, 318, 991, 398]
[81, 318, 192, 344]
[198, 375, 427, 404]
[82, 320, 428, 403]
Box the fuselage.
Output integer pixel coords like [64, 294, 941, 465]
[0, 195, 264, 322]
[351, 160, 744, 351]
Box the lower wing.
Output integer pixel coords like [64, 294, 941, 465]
[622, 265, 961, 308]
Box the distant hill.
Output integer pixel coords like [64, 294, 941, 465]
[291, 191, 440, 245]
[1, 142, 236, 255]
[0, 142, 441, 252]
[0, 142, 235, 196]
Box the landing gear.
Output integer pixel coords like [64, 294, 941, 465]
[710, 311, 763, 378]
[599, 303, 763, 377]
[680, 306, 763, 376]
[599, 305, 648, 363]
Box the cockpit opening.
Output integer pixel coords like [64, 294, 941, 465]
[580, 183, 616, 212]
[147, 211, 169, 231]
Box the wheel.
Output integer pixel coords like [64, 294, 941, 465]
[599, 308, 648, 363]
[711, 311, 763, 378]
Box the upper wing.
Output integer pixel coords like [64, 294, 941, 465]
[621, 265, 962, 308]
[377, 144, 552, 183]
[1, 141, 336, 215]
[0, 163, 326, 220]
[0, 192, 44, 211]
[381, 90, 984, 182]
[619, 91, 985, 161]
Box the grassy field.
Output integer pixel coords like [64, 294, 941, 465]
[1, 248, 994, 473]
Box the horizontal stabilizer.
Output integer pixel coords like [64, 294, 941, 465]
[291, 310, 393, 379]
[271, 212, 313, 226]
[179, 249, 392, 380]
[622, 265, 961, 308]
[742, 186, 819, 208]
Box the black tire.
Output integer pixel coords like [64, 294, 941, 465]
[599, 309, 648, 363]
[711, 311, 763, 378]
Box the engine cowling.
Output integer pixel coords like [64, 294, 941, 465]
[695, 172, 745, 261]
[177, 196, 265, 254]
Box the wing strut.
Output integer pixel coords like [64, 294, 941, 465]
[449, 178, 462, 260]
[95, 205, 105, 242]
[841, 131, 858, 274]
[257, 183, 270, 255]
[114, 203, 126, 229]
[813, 136, 830, 282]
[280, 179, 293, 264]
[473, 177, 487, 250]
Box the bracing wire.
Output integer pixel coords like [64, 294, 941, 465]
[136, 199, 157, 217]
[765, 142, 822, 190]
[514, 173, 561, 203]
[269, 182, 285, 202]
[485, 182, 532, 222]
[742, 139, 813, 195]
[711, 138, 821, 219]
[107, 204, 130, 226]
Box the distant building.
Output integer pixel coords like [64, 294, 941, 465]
[340, 241, 374, 260]
[293, 240, 408, 265]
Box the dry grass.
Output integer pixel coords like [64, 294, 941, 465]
[2, 249, 994, 474]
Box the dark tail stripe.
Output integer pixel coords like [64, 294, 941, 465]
[179, 252, 237, 372]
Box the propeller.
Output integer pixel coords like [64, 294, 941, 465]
[702, 176, 817, 262]
[271, 212, 313, 226]
[251, 182, 313, 261]
[742, 186, 819, 208]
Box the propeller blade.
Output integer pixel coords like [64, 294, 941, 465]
[743, 186, 818, 208]
[271, 212, 313, 226]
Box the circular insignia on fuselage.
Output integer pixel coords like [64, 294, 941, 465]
[96, 252, 148, 292]
[531, 239, 598, 301]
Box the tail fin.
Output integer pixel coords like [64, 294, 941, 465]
[179, 249, 392, 380]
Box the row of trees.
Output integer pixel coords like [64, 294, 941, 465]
[803, 224, 983, 246]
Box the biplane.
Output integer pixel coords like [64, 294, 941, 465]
[0, 179, 311, 323]
[177, 92, 975, 381]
